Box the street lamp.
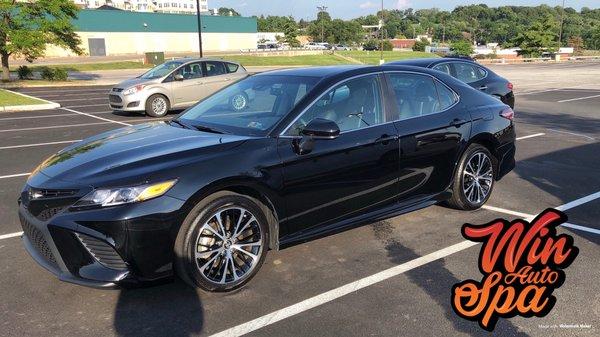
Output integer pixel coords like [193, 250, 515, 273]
[317, 5, 328, 43]
[379, 0, 384, 65]
[196, 0, 204, 57]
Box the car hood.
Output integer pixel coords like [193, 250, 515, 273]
[29, 122, 250, 187]
[115, 77, 155, 89]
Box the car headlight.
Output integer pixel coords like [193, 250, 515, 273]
[122, 84, 146, 96]
[73, 180, 177, 208]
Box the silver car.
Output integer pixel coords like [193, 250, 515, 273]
[109, 58, 248, 117]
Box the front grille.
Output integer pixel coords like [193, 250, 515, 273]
[36, 206, 67, 222]
[109, 95, 122, 103]
[30, 188, 77, 199]
[23, 186, 80, 221]
[75, 233, 127, 270]
[19, 214, 57, 267]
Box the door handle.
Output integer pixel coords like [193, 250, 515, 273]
[478, 85, 488, 91]
[449, 118, 467, 127]
[376, 134, 398, 144]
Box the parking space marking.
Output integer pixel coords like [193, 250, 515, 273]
[0, 173, 29, 179]
[558, 94, 600, 103]
[0, 232, 23, 240]
[547, 128, 595, 141]
[516, 133, 545, 141]
[49, 97, 107, 102]
[210, 191, 600, 337]
[64, 103, 107, 109]
[15, 89, 110, 95]
[60, 107, 131, 126]
[0, 121, 121, 133]
[0, 140, 81, 150]
[0, 111, 113, 121]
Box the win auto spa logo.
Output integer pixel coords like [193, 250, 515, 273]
[451, 209, 579, 331]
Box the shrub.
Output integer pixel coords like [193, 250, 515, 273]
[17, 66, 33, 80]
[382, 40, 394, 51]
[39, 67, 68, 81]
[412, 38, 431, 52]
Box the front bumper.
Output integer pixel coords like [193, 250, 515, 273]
[19, 189, 186, 288]
[108, 90, 147, 112]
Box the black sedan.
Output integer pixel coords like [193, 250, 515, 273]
[386, 58, 515, 108]
[19, 65, 515, 292]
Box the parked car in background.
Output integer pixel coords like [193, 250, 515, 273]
[304, 42, 329, 50]
[362, 44, 378, 51]
[386, 58, 515, 108]
[257, 43, 281, 50]
[22, 65, 515, 292]
[333, 44, 352, 51]
[109, 58, 248, 117]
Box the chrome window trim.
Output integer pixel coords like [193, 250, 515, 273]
[278, 70, 461, 138]
[279, 72, 385, 137]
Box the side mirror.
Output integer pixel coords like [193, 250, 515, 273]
[301, 118, 340, 139]
[294, 118, 340, 155]
[174, 74, 184, 81]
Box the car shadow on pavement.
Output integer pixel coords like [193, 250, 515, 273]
[114, 278, 204, 337]
[371, 221, 529, 337]
[516, 109, 599, 138]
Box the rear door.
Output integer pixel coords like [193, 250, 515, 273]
[451, 62, 489, 93]
[385, 71, 471, 200]
[201, 61, 233, 96]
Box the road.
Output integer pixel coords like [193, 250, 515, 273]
[0, 62, 598, 336]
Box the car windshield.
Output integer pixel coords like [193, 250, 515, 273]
[139, 61, 184, 79]
[178, 75, 320, 136]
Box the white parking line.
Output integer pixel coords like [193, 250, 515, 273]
[0, 173, 29, 179]
[0, 111, 113, 121]
[16, 89, 110, 95]
[0, 232, 23, 240]
[516, 133, 545, 141]
[0, 140, 80, 150]
[52, 97, 107, 102]
[64, 103, 108, 109]
[0, 121, 120, 133]
[210, 191, 600, 337]
[60, 107, 131, 126]
[558, 94, 600, 103]
[547, 128, 595, 141]
[555, 191, 600, 212]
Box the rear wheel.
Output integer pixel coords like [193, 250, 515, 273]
[175, 191, 269, 292]
[145, 94, 170, 117]
[447, 144, 496, 210]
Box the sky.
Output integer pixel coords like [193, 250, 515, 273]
[211, 1, 599, 19]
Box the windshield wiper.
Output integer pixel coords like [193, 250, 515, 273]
[192, 124, 226, 134]
[169, 119, 191, 129]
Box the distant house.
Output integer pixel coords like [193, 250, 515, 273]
[390, 39, 416, 49]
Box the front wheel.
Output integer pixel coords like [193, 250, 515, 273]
[175, 191, 269, 292]
[447, 144, 496, 210]
[145, 94, 170, 117]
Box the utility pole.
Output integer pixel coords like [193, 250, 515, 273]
[196, 0, 204, 57]
[558, 0, 566, 51]
[379, 0, 384, 64]
[317, 5, 328, 43]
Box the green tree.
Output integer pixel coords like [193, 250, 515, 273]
[450, 40, 474, 56]
[0, 0, 82, 82]
[412, 38, 430, 52]
[282, 20, 300, 47]
[217, 7, 241, 16]
[512, 17, 558, 57]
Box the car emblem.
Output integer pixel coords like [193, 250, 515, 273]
[29, 189, 43, 199]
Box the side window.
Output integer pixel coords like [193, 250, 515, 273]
[174, 62, 203, 80]
[388, 73, 441, 120]
[432, 63, 452, 75]
[453, 63, 485, 83]
[204, 61, 227, 77]
[225, 62, 239, 73]
[434, 80, 458, 110]
[285, 75, 384, 136]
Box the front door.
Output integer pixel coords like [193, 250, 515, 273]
[277, 73, 400, 239]
[170, 62, 205, 107]
[385, 72, 471, 200]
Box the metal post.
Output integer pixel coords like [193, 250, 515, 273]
[379, 0, 384, 64]
[317, 6, 328, 43]
[196, 0, 204, 58]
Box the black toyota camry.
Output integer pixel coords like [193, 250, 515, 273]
[19, 65, 515, 292]
[386, 58, 515, 109]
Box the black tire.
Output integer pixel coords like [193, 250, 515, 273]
[145, 94, 170, 117]
[229, 92, 249, 111]
[447, 144, 496, 210]
[174, 191, 269, 292]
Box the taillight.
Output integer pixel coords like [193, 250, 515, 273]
[507, 82, 514, 91]
[500, 107, 514, 121]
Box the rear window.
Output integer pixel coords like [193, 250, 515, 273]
[226, 63, 239, 73]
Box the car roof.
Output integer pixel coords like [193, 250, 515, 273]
[170, 58, 241, 65]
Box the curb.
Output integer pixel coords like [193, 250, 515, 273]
[1, 89, 61, 112]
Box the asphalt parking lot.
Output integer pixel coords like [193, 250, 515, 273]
[1, 62, 599, 336]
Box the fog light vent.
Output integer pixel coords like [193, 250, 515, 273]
[75, 233, 127, 270]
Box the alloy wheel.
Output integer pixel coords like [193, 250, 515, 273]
[462, 152, 493, 204]
[193, 207, 263, 285]
[152, 97, 167, 116]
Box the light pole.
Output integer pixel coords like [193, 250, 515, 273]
[317, 5, 328, 43]
[196, 0, 204, 57]
[379, 0, 384, 65]
[558, 0, 566, 51]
